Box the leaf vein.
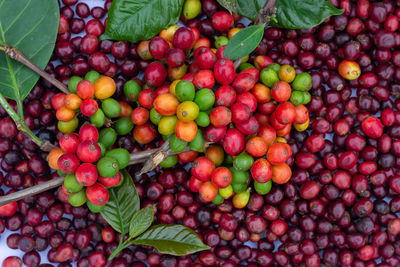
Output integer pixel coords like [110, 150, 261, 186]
[14, 15, 46, 47]
[0, 80, 14, 88]
[4, 0, 32, 33]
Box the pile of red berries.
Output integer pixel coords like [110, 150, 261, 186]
[1, 0, 400, 266]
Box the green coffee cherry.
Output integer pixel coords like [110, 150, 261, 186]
[85, 70, 100, 84]
[169, 134, 187, 153]
[102, 99, 121, 118]
[115, 117, 134, 135]
[68, 76, 82, 93]
[87, 200, 104, 213]
[98, 128, 117, 148]
[69, 190, 87, 207]
[183, 0, 201, 19]
[260, 68, 279, 88]
[64, 174, 83, 193]
[90, 109, 105, 128]
[124, 80, 142, 102]
[233, 152, 254, 171]
[292, 72, 312, 91]
[106, 148, 130, 169]
[97, 156, 120, 177]
[160, 155, 178, 168]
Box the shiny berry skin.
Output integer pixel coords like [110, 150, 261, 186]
[85, 19, 104, 37]
[57, 153, 80, 174]
[144, 62, 167, 87]
[59, 133, 79, 153]
[76, 141, 101, 163]
[86, 183, 109, 206]
[75, 163, 98, 187]
[194, 47, 217, 69]
[361, 116, 383, 139]
[149, 36, 169, 60]
[172, 27, 194, 51]
[165, 48, 185, 68]
[212, 11, 234, 32]
[89, 52, 110, 73]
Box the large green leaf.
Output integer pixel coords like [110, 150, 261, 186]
[101, 0, 184, 43]
[237, 0, 265, 20]
[270, 0, 343, 29]
[237, 0, 343, 29]
[133, 224, 210, 256]
[0, 0, 59, 100]
[129, 207, 154, 238]
[223, 25, 265, 60]
[217, 0, 237, 14]
[100, 170, 140, 234]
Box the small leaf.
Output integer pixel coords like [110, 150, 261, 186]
[223, 25, 265, 60]
[100, 170, 140, 234]
[236, 0, 265, 20]
[0, 0, 59, 100]
[101, 0, 184, 43]
[133, 224, 210, 256]
[270, 0, 343, 29]
[129, 207, 154, 238]
[216, 0, 237, 14]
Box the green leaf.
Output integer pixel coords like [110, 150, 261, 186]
[133, 224, 210, 256]
[216, 0, 237, 14]
[100, 170, 140, 234]
[270, 0, 343, 29]
[237, 0, 265, 20]
[223, 25, 265, 60]
[236, 0, 343, 29]
[101, 0, 184, 43]
[0, 0, 59, 100]
[129, 207, 154, 238]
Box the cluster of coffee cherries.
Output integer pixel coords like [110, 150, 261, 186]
[48, 123, 130, 211]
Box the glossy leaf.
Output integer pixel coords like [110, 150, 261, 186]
[217, 0, 237, 14]
[101, 0, 184, 43]
[0, 0, 59, 100]
[100, 171, 140, 234]
[270, 0, 343, 29]
[236, 0, 265, 20]
[133, 224, 210, 256]
[237, 0, 343, 29]
[129, 207, 154, 238]
[223, 24, 265, 60]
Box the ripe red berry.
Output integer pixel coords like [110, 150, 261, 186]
[86, 183, 109, 206]
[80, 99, 98, 117]
[79, 124, 99, 142]
[76, 140, 101, 163]
[57, 153, 80, 174]
[59, 133, 80, 153]
[75, 163, 98, 187]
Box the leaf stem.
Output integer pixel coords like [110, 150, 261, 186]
[14, 86, 24, 118]
[0, 93, 43, 146]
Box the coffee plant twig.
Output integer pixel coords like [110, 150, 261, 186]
[0, 177, 65, 207]
[254, 0, 278, 25]
[0, 146, 192, 206]
[139, 138, 172, 175]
